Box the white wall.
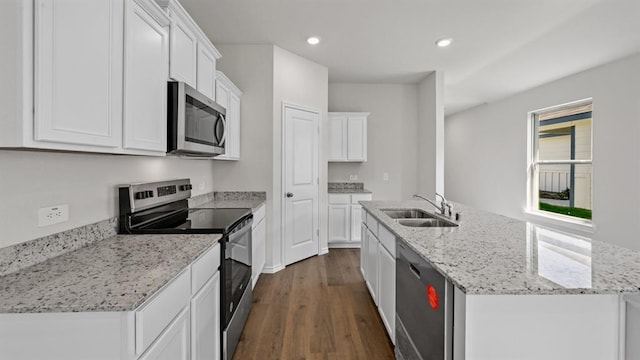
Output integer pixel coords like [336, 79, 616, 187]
[215, 45, 328, 271]
[445, 52, 640, 251]
[0, 150, 215, 248]
[418, 71, 445, 197]
[213, 44, 278, 270]
[328, 83, 418, 200]
[273, 46, 329, 264]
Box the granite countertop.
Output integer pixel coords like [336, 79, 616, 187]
[328, 182, 372, 194]
[199, 199, 265, 210]
[361, 200, 640, 296]
[328, 188, 372, 194]
[0, 233, 221, 313]
[190, 191, 266, 211]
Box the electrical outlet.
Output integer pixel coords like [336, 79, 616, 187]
[198, 181, 205, 191]
[349, 175, 358, 181]
[383, 172, 389, 181]
[38, 204, 69, 227]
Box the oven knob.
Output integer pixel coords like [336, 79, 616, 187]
[179, 184, 192, 191]
[135, 191, 146, 200]
[145, 190, 154, 198]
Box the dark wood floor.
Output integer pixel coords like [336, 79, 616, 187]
[233, 249, 395, 360]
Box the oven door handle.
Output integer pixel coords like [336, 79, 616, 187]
[227, 218, 253, 243]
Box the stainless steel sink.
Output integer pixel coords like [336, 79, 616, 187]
[396, 218, 458, 227]
[381, 208, 458, 227]
[382, 208, 438, 219]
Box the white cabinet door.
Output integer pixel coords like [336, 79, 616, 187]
[196, 43, 216, 100]
[360, 223, 368, 278]
[251, 216, 266, 289]
[328, 115, 347, 161]
[627, 295, 640, 359]
[350, 205, 362, 242]
[139, 306, 190, 360]
[378, 246, 396, 344]
[168, 14, 197, 87]
[215, 74, 242, 161]
[215, 80, 230, 109]
[34, 0, 123, 148]
[328, 204, 350, 243]
[123, 0, 169, 153]
[227, 93, 241, 159]
[366, 229, 379, 305]
[190, 272, 220, 360]
[347, 115, 367, 161]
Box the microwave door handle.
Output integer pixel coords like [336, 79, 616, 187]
[217, 113, 227, 146]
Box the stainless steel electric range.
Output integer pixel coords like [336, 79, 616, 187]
[118, 178, 252, 360]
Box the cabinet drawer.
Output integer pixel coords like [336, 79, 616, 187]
[366, 214, 378, 237]
[136, 268, 191, 355]
[191, 243, 221, 294]
[139, 306, 190, 360]
[329, 194, 350, 204]
[351, 194, 372, 204]
[252, 204, 266, 228]
[378, 225, 396, 257]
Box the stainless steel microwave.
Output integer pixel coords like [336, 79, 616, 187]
[167, 81, 226, 157]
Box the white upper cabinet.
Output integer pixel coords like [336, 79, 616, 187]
[328, 112, 369, 162]
[168, 12, 197, 87]
[196, 43, 217, 100]
[0, 0, 172, 155]
[215, 71, 242, 161]
[123, 0, 170, 152]
[34, 0, 123, 148]
[157, 0, 221, 101]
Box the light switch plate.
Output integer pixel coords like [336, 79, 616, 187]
[383, 172, 389, 181]
[38, 204, 69, 227]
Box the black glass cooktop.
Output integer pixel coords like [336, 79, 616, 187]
[128, 207, 252, 234]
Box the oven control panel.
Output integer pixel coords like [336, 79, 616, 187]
[119, 179, 192, 213]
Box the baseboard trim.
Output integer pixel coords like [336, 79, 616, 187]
[262, 264, 285, 274]
[319, 247, 329, 255]
[328, 242, 361, 249]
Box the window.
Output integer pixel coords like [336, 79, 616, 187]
[528, 100, 592, 222]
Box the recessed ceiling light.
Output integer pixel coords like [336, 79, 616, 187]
[307, 36, 321, 45]
[436, 38, 453, 48]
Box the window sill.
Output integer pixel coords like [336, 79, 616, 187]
[522, 209, 595, 236]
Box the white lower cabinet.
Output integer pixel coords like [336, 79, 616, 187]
[328, 193, 372, 247]
[139, 306, 190, 360]
[329, 204, 350, 242]
[378, 244, 395, 344]
[361, 210, 395, 344]
[190, 272, 220, 360]
[366, 227, 379, 305]
[0, 243, 221, 360]
[360, 223, 368, 278]
[251, 204, 266, 288]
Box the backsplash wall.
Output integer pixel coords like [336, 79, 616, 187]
[0, 150, 216, 249]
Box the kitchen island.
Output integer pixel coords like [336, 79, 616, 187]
[361, 200, 640, 360]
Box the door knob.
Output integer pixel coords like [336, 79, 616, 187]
[286, 192, 294, 198]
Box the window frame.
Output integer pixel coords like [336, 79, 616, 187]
[526, 98, 593, 227]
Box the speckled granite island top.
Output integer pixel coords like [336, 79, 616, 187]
[361, 201, 640, 295]
[0, 233, 221, 313]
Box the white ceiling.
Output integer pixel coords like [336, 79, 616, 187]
[181, 0, 640, 115]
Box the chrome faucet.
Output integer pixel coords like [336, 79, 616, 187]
[413, 193, 452, 216]
[413, 194, 445, 215]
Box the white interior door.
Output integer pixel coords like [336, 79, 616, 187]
[283, 105, 319, 265]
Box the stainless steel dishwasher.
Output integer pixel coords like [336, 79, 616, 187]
[396, 240, 453, 360]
